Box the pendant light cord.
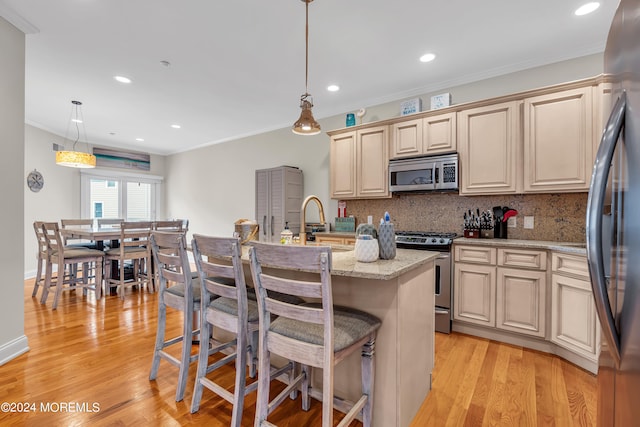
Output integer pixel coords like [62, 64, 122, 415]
[304, 0, 309, 97]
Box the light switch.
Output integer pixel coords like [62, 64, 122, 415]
[524, 216, 534, 229]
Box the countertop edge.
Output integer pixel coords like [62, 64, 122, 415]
[453, 237, 586, 255]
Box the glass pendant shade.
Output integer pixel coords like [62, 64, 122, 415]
[55, 150, 97, 168]
[292, 98, 321, 135]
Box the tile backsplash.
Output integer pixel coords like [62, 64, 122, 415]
[342, 192, 588, 243]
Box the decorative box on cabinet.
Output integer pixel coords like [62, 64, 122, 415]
[329, 125, 390, 199]
[255, 166, 303, 243]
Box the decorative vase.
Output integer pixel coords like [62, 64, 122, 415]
[355, 237, 379, 263]
[378, 223, 396, 259]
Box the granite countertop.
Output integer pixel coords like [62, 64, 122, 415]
[241, 245, 438, 281]
[453, 237, 587, 255]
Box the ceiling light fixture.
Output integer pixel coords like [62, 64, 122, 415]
[292, 0, 321, 136]
[327, 84, 340, 92]
[171, 124, 181, 129]
[420, 53, 436, 63]
[114, 75, 132, 83]
[575, 2, 600, 16]
[55, 100, 96, 168]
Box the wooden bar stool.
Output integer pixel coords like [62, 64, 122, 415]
[148, 230, 199, 402]
[248, 242, 382, 427]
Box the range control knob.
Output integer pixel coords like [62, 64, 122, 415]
[439, 238, 445, 243]
[431, 238, 437, 243]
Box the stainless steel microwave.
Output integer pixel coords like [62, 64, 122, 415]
[389, 153, 458, 192]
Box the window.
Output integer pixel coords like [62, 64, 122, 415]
[81, 170, 162, 221]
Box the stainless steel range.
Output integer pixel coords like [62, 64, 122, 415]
[396, 231, 457, 334]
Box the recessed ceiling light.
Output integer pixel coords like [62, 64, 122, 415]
[135, 138, 145, 142]
[171, 124, 181, 129]
[114, 75, 132, 84]
[71, 118, 83, 123]
[419, 53, 436, 63]
[327, 84, 340, 92]
[575, 2, 600, 16]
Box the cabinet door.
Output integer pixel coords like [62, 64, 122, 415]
[551, 273, 600, 361]
[594, 82, 613, 155]
[255, 169, 270, 241]
[423, 112, 456, 154]
[454, 263, 495, 327]
[356, 125, 390, 198]
[523, 87, 593, 192]
[496, 268, 546, 337]
[458, 101, 520, 194]
[391, 119, 422, 159]
[330, 131, 357, 199]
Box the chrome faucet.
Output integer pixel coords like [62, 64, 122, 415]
[299, 195, 326, 245]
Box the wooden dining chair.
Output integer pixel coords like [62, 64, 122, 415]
[40, 222, 105, 310]
[248, 242, 382, 427]
[148, 230, 200, 402]
[97, 218, 124, 228]
[31, 221, 49, 299]
[104, 221, 153, 299]
[60, 219, 96, 247]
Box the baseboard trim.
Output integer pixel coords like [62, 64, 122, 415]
[0, 335, 30, 366]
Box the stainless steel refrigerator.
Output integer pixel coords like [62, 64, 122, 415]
[586, 0, 640, 425]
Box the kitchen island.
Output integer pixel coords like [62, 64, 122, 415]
[242, 246, 438, 427]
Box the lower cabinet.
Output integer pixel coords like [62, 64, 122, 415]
[454, 246, 546, 338]
[453, 244, 600, 373]
[550, 253, 600, 362]
[315, 234, 356, 246]
[496, 267, 546, 337]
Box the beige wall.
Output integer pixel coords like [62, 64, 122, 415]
[1, 17, 28, 365]
[165, 54, 604, 241]
[23, 124, 167, 277]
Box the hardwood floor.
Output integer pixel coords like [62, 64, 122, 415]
[0, 280, 596, 426]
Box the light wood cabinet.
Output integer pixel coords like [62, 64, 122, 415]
[523, 87, 594, 192]
[330, 125, 390, 199]
[255, 166, 303, 243]
[455, 246, 546, 338]
[594, 82, 613, 155]
[390, 112, 456, 159]
[458, 101, 520, 194]
[315, 234, 356, 246]
[550, 252, 600, 362]
[454, 262, 496, 327]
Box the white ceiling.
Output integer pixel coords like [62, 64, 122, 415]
[1, 0, 618, 155]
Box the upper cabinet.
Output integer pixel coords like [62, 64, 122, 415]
[390, 112, 456, 159]
[329, 125, 390, 199]
[328, 75, 612, 199]
[523, 87, 593, 193]
[458, 101, 520, 195]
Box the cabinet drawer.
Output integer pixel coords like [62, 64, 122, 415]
[552, 252, 589, 280]
[498, 248, 547, 270]
[454, 245, 496, 265]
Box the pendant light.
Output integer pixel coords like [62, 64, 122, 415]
[292, 0, 321, 135]
[55, 100, 97, 168]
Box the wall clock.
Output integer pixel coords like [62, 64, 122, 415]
[27, 169, 44, 192]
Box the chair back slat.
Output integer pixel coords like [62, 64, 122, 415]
[248, 242, 332, 272]
[153, 220, 185, 232]
[265, 299, 324, 324]
[41, 222, 64, 257]
[259, 274, 323, 299]
[97, 218, 123, 228]
[61, 219, 93, 228]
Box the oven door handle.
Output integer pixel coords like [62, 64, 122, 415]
[435, 308, 449, 315]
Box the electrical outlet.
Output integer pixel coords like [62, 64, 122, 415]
[507, 216, 517, 228]
[524, 216, 534, 229]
